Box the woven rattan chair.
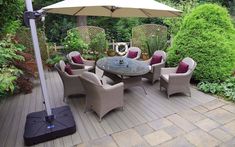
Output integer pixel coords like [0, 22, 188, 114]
[160, 57, 197, 98]
[124, 47, 141, 60]
[55, 60, 86, 102]
[67, 51, 95, 71]
[143, 50, 167, 84]
[80, 72, 124, 121]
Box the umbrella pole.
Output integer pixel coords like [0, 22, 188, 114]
[23, 0, 76, 146]
[25, 0, 52, 117]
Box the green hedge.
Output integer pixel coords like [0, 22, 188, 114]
[167, 4, 235, 82]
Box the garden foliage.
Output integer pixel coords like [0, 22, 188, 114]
[198, 77, 235, 101]
[167, 4, 235, 82]
[62, 29, 88, 54]
[16, 27, 48, 62]
[0, 0, 24, 37]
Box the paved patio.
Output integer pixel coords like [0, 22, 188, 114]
[0, 71, 235, 147]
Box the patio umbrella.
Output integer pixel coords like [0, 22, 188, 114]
[42, 0, 181, 17]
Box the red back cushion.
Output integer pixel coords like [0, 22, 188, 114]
[176, 61, 189, 73]
[150, 55, 162, 65]
[127, 51, 138, 59]
[72, 55, 84, 64]
[65, 64, 73, 75]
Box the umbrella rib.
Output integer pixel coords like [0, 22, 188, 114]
[73, 7, 85, 16]
[168, 11, 181, 16]
[140, 9, 151, 17]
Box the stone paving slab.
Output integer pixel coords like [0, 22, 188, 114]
[159, 136, 194, 147]
[221, 120, 235, 136]
[222, 104, 235, 114]
[178, 109, 206, 122]
[112, 129, 149, 147]
[143, 130, 172, 146]
[166, 114, 197, 132]
[184, 129, 221, 147]
[134, 123, 154, 136]
[192, 105, 209, 113]
[205, 108, 235, 124]
[76, 136, 118, 147]
[147, 118, 173, 131]
[220, 137, 235, 147]
[195, 118, 220, 132]
[202, 99, 226, 110]
[209, 128, 233, 142]
[163, 125, 185, 138]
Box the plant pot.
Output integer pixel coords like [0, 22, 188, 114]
[141, 53, 149, 60]
[107, 50, 116, 56]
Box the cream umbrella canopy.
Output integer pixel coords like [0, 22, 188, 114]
[42, 0, 181, 17]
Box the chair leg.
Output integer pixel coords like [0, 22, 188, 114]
[63, 97, 68, 103]
[142, 86, 147, 95]
[121, 106, 124, 111]
[99, 116, 102, 122]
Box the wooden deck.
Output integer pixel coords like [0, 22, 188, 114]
[0, 71, 217, 147]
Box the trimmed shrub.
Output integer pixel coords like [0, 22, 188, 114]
[167, 4, 235, 82]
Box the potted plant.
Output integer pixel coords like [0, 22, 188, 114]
[145, 33, 168, 58]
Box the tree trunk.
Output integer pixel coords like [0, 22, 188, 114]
[76, 16, 87, 26]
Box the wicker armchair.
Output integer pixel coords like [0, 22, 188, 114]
[143, 50, 167, 84]
[55, 60, 86, 102]
[160, 57, 197, 98]
[124, 47, 141, 60]
[67, 51, 95, 71]
[80, 72, 124, 121]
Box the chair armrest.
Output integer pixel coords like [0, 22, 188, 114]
[143, 58, 151, 64]
[64, 73, 80, 78]
[69, 62, 85, 69]
[103, 82, 124, 91]
[168, 73, 191, 84]
[151, 62, 165, 73]
[72, 69, 87, 75]
[161, 67, 177, 75]
[83, 59, 95, 66]
[102, 82, 124, 97]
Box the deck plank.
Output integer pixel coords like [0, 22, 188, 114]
[4, 94, 25, 147]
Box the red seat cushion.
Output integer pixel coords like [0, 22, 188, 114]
[65, 64, 73, 75]
[127, 51, 138, 59]
[176, 61, 189, 73]
[150, 55, 162, 65]
[72, 55, 84, 64]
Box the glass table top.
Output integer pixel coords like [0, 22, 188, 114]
[96, 56, 150, 76]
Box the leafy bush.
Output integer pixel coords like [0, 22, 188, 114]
[89, 33, 108, 53]
[167, 4, 235, 83]
[198, 77, 235, 101]
[0, 0, 24, 36]
[0, 35, 24, 65]
[46, 53, 65, 65]
[144, 33, 168, 56]
[0, 35, 36, 97]
[63, 29, 88, 54]
[15, 27, 48, 62]
[0, 66, 22, 98]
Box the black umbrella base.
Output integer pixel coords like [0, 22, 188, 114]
[24, 106, 76, 146]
